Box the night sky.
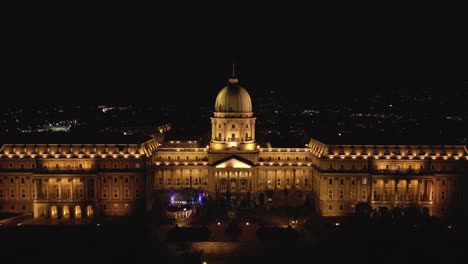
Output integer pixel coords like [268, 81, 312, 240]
[5, 2, 467, 107]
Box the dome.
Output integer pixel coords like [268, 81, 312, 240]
[214, 78, 252, 113]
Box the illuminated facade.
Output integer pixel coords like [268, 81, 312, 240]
[308, 140, 468, 216]
[152, 75, 313, 209]
[151, 75, 468, 217]
[0, 136, 158, 218]
[1, 75, 468, 218]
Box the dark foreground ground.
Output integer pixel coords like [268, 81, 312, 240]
[1, 214, 467, 264]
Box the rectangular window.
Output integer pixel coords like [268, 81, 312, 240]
[135, 190, 140, 198]
[124, 163, 129, 169]
[125, 178, 129, 183]
[79, 164, 83, 168]
[21, 178, 25, 184]
[350, 191, 355, 199]
[20, 164, 24, 169]
[441, 179, 446, 185]
[361, 178, 367, 185]
[328, 178, 333, 185]
[10, 178, 14, 184]
[22, 205, 26, 210]
[113, 164, 118, 169]
[135, 163, 141, 168]
[339, 178, 344, 185]
[339, 190, 344, 199]
[340, 205, 344, 211]
[328, 205, 332, 211]
[441, 191, 446, 200]
[136, 177, 140, 183]
[351, 178, 356, 185]
[114, 178, 118, 183]
[102, 178, 107, 183]
[328, 190, 333, 198]
[362, 190, 366, 199]
[31, 163, 36, 169]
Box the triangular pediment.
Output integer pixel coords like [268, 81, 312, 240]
[213, 156, 254, 168]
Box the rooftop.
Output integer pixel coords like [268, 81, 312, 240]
[311, 131, 467, 146]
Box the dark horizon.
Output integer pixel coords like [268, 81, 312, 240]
[5, 3, 467, 106]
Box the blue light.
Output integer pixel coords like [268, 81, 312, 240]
[198, 191, 203, 205]
[169, 190, 175, 205]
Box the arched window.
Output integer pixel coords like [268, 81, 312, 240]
[218, 133, 221, 139]
[231, 133, 235, 139]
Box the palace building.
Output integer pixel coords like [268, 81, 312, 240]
[0, 134, 158, 218]
[1, 74, 468, 218]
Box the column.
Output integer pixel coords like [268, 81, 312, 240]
[274, 170, 277, 190]
[211, 121, 215, 139]
[429, 180, 433, 201]
[170, 169, 174, 188]
[224, 122, 227, 141]
[71, 178, 75, 201]
[403, 179, 408, 202]
[417, 180, 421, 202]
[189, 169, 192, 188]
[293, 169, 296, 188]
[394, 179, 398, 202]
[214, 171, 218, 190]
[251, 119, 255, 140]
